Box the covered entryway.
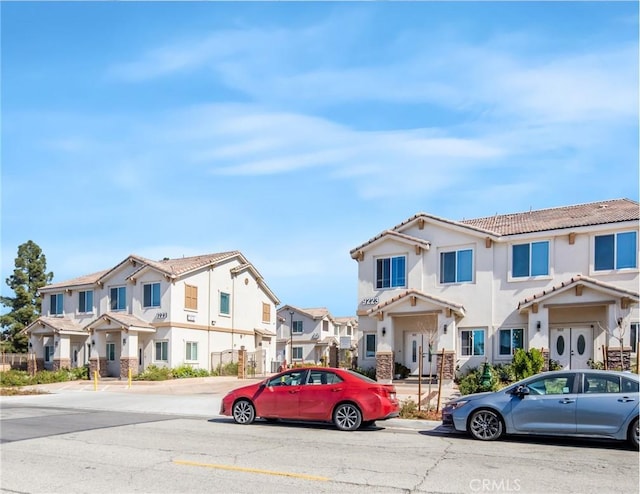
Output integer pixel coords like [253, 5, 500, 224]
[549, 327, 592, 369]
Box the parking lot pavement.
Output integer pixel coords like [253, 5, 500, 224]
[9, 375, 459, 429]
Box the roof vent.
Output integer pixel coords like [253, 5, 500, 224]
[599, 204, 608, 209]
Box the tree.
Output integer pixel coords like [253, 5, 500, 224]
[0, 241, 53, 353]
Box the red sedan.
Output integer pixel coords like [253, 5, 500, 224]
[220, 367, 400, 431]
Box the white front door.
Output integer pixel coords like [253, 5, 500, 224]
[404, 333, 434, 375]
[549, 327, 593, 369]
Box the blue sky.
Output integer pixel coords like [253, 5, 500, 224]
[1, 2, 638, 317]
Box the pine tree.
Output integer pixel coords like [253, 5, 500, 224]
[0, 240, 53, 353]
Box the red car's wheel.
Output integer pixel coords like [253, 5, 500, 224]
[232, 399, 255, 425]
[333, 403, 362, 431]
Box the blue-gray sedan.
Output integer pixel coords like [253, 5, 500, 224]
[442, 370, 639, 448]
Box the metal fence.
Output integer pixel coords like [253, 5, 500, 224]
[0, 352, 29, 370]
[210, 349, 267, 377]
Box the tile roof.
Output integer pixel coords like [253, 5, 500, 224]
[461, 198, 638, 236]
[367, 289, 465, 317]
[518, 275, 640, 310]
[42, 270, 110, 291]
[142, 251, 240, 277]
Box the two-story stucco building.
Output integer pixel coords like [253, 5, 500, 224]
[23, 251, 280, 378]
[350, 199, 639, 383]
[275, 306, 358, 370]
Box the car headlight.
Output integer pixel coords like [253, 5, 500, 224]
[446, 400, 469, 411]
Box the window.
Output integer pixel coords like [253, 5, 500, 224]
[461, 329, 485, 356]
[292, 320, 303, 334]
[365, 333, 376, 358]
[268, 369, 307, 386]
[512, 241, 549, 277]
[584, 374, 621, 394]
[185, 284, 198, 310]
[376, 256, 406, 289]
[220, 292, 230, 315]
[527, 374, 575, 395]
[262, 303, 271, 323]
[631, 323, 638, 353]
[292, 347, 303, 360]
[308, 370, 343, 385]
[78, 290, 93, 313]
[499, 328, 524, 356]
[143, 282, 161, 308]
[106, 343, 116, 362]
[50, 293, 63, 315]
[155, 341, 168, 361]
[595, 232, 637, 271]
[45, 345, 54, 362]
[110, 286, 126, 311]
[440, 249, 473, 284]
[185, 342, 198, 361]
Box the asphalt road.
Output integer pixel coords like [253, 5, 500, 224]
[1, 395, 638, 494]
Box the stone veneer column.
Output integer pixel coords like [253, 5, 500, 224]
[329, 343, 339, 368]
[606, 347, 631, 371]
[434, 351, 456, 381]
[53, 358, 72, 371]
[89, 357, 99, 378]
[376, 352, 394, 382]
[28, 357, 45, 375]
[238, 346, 247, 379]
[120, 357, 138, 379]
[98, 358, 108, 377]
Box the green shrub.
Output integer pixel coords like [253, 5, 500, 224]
[394, 362, 411, 379]
[548, 359, 563, 371]
[456, 364, 501, 395]
[353, 366, 376, 380]
[172, 365, 210, 379]
[0, 370, 34, 386]
[493, 363, 515, 383]
[587, 358, 605, 370]
[134, 364, 172, 381]
[211, 361, 238, 377]
[1, 367, 89, 387]
[512, 348, 544, 380]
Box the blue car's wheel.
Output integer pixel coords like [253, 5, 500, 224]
[468, 409, 504, 441]
[629, 417, 639, 450]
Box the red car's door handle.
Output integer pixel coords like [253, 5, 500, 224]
[288, 389, 299, 394]
[332, 388, 343, 392]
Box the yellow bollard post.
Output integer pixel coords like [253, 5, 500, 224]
[128, 368, 132, 389]
[93, 370, 98, 391]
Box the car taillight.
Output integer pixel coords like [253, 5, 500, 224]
[370, 386, 397, 400]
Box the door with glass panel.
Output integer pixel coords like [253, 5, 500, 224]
[549, 327, 593, 369]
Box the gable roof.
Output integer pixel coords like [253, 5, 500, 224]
[517, 275, 639, 312]
[21, 316, 87, 336]
[131, 251, 241, 280]
[350, 230, 432, 259]
[41, 270, 110, 292]
[461, 198, 638, 236]
[85, 312, 156, 332]
[367, 289, 466, 318]
[351, 198, 638, 255]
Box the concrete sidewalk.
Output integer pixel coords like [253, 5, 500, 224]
[19, 374, 460, 404]
[6, 374, 459, 430]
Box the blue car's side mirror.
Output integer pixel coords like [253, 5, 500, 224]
[513, 385, 530, 396]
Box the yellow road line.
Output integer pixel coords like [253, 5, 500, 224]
[173, 459, 329, 482]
